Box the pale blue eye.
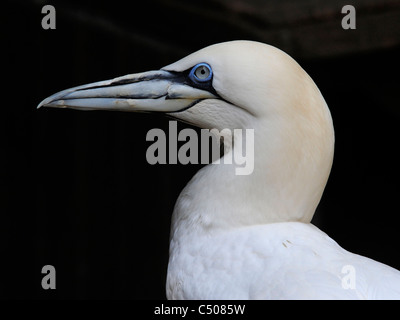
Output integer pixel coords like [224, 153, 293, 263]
[189, 63, 213, 83]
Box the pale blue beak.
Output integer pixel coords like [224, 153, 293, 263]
[37, 70, 216, 113]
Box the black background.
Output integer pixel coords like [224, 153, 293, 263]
[2, 0, 400, 299]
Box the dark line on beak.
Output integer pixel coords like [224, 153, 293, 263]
[74, 72, 185, 92]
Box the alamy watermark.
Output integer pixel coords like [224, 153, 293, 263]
[41, 265, 56, 290]
[342, 5, 356, 30]
[341, 264, 356, 290]
[41, 4, 356, 32]
[145, 121, 254, 175]
[41, 5, 56, 30]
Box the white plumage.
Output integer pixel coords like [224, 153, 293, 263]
[168, 221, 400, 299]
[38, 40, 400, 299]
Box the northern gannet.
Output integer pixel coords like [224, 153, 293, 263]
[38, 41, 400, 299]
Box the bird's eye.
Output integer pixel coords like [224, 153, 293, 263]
[189, 63, 213, 83]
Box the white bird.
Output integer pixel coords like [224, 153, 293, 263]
[38, 40, 400, 299]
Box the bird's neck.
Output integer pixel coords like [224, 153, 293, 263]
[170, 105, 334, 239]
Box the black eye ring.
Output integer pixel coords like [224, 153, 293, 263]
[189, 63, 213, 84]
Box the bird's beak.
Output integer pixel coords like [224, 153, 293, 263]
[37, 70, 216, 112]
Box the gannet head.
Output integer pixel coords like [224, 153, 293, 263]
[38, 40, 334, 224]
